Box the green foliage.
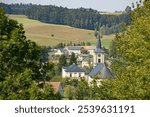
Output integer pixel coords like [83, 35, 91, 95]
[100, 0, 150, 100]
[0, 69, 36, 99]
[64, 85, 76, 100]
[69, 52, 77, 65]
[81, 48, 89, 54]
[125, 6, 132, 13]
[59, 55, 67, 67]
[75, 79, 90, 100]
[0, 7, 61, 100]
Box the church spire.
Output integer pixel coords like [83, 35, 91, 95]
[96, 31, 102, 49]
[95, 31, 102, 53]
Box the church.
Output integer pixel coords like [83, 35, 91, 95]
[62, 32, 114, 83]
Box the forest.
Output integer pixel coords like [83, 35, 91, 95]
[0, 3, 130, 35]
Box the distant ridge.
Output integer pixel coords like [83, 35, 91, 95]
[0, 2, 130, 35]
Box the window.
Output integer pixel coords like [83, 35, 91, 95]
[98, 59, 101, 63]
[79, 73, 81, 77]
[98, 54, 101, 57]
[70, 73, 72, 77]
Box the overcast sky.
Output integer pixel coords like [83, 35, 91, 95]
[2, 0, 139, 12]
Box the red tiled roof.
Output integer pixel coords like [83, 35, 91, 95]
[46, 82, 61, 93]
[38, 82, 61, 93]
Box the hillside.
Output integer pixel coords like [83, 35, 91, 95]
[8, 14, 115, 48]
[1, 3, 130, 35]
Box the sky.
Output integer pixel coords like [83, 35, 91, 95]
[2, 0, 139, 12]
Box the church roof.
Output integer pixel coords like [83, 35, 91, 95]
[88, 63, 114, 79]
[63, 64, 85, 72]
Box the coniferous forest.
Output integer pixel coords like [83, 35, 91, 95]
[0, 3, 130, 35]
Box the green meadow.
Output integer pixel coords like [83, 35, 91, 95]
[8, 14, 115, 48]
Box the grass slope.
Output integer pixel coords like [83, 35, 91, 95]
[8, 15, 115, 48]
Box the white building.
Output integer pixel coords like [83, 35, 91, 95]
[55, 48, 69, 56]
[65, 46, 83, 55]
[62, 64, 85, 78]
[55, 49, 64, 55]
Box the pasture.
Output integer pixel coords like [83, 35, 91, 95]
[8, 15, 115, 48]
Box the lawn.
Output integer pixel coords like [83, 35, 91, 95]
[8, 14, 115, 48]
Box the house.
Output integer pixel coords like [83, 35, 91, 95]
[62, 64, 85, 78]
[55, 48, 69, 56]
[66, 46, 83, 55]
[38, 82, 64, 96]
[87, 63, 114, 84]
[55, 49, 64, 55]
[83, 46, 96, 55]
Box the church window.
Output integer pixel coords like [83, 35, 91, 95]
[98, 59, 101, 63]
[98, 54, 101, 57]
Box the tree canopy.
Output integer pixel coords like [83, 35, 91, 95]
[99, 0, 150, 100]
[0, 7, 61, 99]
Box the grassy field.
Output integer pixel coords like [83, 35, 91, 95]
[8, 14, 115, 48]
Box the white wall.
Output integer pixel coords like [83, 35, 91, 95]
[62, 68, 85, 78]
[93, 53, 105, 66]
[68, 50, 81, 55]
[55, 49, 63, 55]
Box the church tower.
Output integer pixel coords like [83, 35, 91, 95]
[93, 32, 105, 66]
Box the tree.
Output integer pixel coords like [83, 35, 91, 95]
[81, 48, 89, 54]
[99, 0, 150, 100]
[125, 6, 132, 13]
[0, 7, 60, 100]
[75, 79, 90, 100]
[56, 55, 67, 75]
[64, 85, 76, 100]
[41, 46, 49, 63]
[69, 52, 77, 65]
[59, 55, 67, 67]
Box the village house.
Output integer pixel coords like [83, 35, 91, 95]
[62, 64, 85, 78]
[65, 46, 83, 55]
[55, 48, 69, 56]
[55, 49, 64, 55]
[83, 46, 96, 55]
